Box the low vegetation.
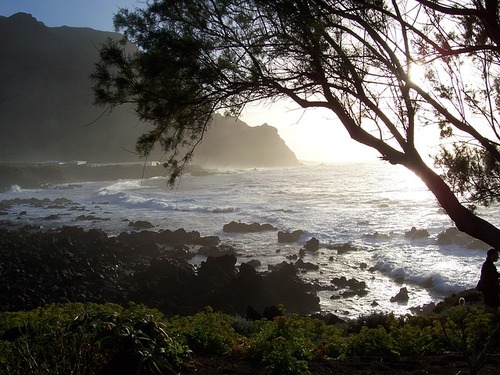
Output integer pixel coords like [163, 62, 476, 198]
[1, 301, 499, 375]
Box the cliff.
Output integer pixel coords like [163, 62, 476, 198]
[0, 13, 299, 168]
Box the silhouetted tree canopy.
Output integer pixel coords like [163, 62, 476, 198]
[416, 0, 500, 207]
[91, 0, 500, 247]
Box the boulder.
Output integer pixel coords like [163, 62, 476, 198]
[262, 305, 282, 320]
[330, 276, 367, 290]
[116, 230, 160, 256]
[333, 243, 357, 255]
[363, 231, 391, 240]
[437, 227, 489, 249]
[264, 261, 320, 315]
[295, 258, 319, 271]
[223, 221, 277, 233]
[391, 287, 409, 302]
[168, 245, 193, 261]
[405, 227, 429, 239]
[128, 220, 155, 229]
[304, 237, 320, 251]
[197, 244, 237, 257]
[277, 230, 304, 243]
[156, 228, 199, 246]
[195, 235, 221, 247]
[245, 259, 262, 269]
[340, 289, 368, 298]
[76, 214, 109, 221]
[310, 312, 346, 325]
[198, 254, 238, 284]
[246, 305, 283, 321]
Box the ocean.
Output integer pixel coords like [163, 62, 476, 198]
[1, 161, 498, 318]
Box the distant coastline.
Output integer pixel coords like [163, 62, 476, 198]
[0, 161, 189, 192]
[0, 161, 304, 192]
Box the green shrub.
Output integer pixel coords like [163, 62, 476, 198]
[389, 316, 442, 355]
[2, 319, 105, 375]
[250, 314, 319, 374]
[231, 314, 256, 336]
[0, 302, 164, 333]
[258, 336, 311, 375]
[345, 325, 396, 356]
[3, 301, 500, 375]
[168, 306, 242, 355]
[0, 302, 191, 375]
[437, 305, 498, 375]
[348, 312, 397, 333]
[73, 311, 192, 375]
[314, 324, 347, 359]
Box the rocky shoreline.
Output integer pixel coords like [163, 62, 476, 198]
[0, 221, 483, 322]
[0, 225, 321, 317]
[0, 192, 489, 320]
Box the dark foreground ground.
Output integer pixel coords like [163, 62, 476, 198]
[186, 353, 500, 374]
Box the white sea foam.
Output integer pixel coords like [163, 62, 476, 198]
[8, 184, 22, 193]
[1, 162, 498, 317]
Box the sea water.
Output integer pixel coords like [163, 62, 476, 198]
[1, 162, 498, 318]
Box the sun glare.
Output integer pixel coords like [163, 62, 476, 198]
[391, 164, 429, 197]
[240, 99, 381, 163]
[409, 62, 427, 86]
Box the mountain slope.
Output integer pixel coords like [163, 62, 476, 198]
[0, 13, 299, 167]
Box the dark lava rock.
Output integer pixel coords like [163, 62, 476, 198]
[115, 230, 161, 257]
[245, 259, 262, 269]
[295, 258, 319, 271]
[156, 228, 219, 247]
[76, 215, 109, 221]
[340, 289, 368, 298]
[0, 226, 320, 316]
[197, 244, 237, 257]
[437, 227, 489, 249]
[223, 221, 277, 233]
[363, 231, 390, 240]
[263, 262, 320, 314]
[277, 230, 304, 243]
[391, 287, 409, 302]
[198, 254, 238, 284]
[304, 237, 320, 251]
[310, 312, 346, 325]
[43, 214, 61, 220]
[405, 227, 429, 239]
[0, 226, 130, 312]
[331, 276, 367, 290]
[330, 243, 358, 255]
[128, 220, 155, 229]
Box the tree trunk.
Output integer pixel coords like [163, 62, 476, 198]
[405, 155, 500, 248]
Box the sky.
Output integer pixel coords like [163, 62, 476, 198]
[0, 0, 385, 163]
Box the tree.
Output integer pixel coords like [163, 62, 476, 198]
[91, 0, 500, 248]
[413, 0, 500, 207]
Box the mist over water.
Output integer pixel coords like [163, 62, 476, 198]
[1, 162, 498, 318]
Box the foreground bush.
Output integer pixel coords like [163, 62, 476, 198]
[1, 302, 499, 375]
[0, 303, 192, 375]
[167, 306, 242, 355]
